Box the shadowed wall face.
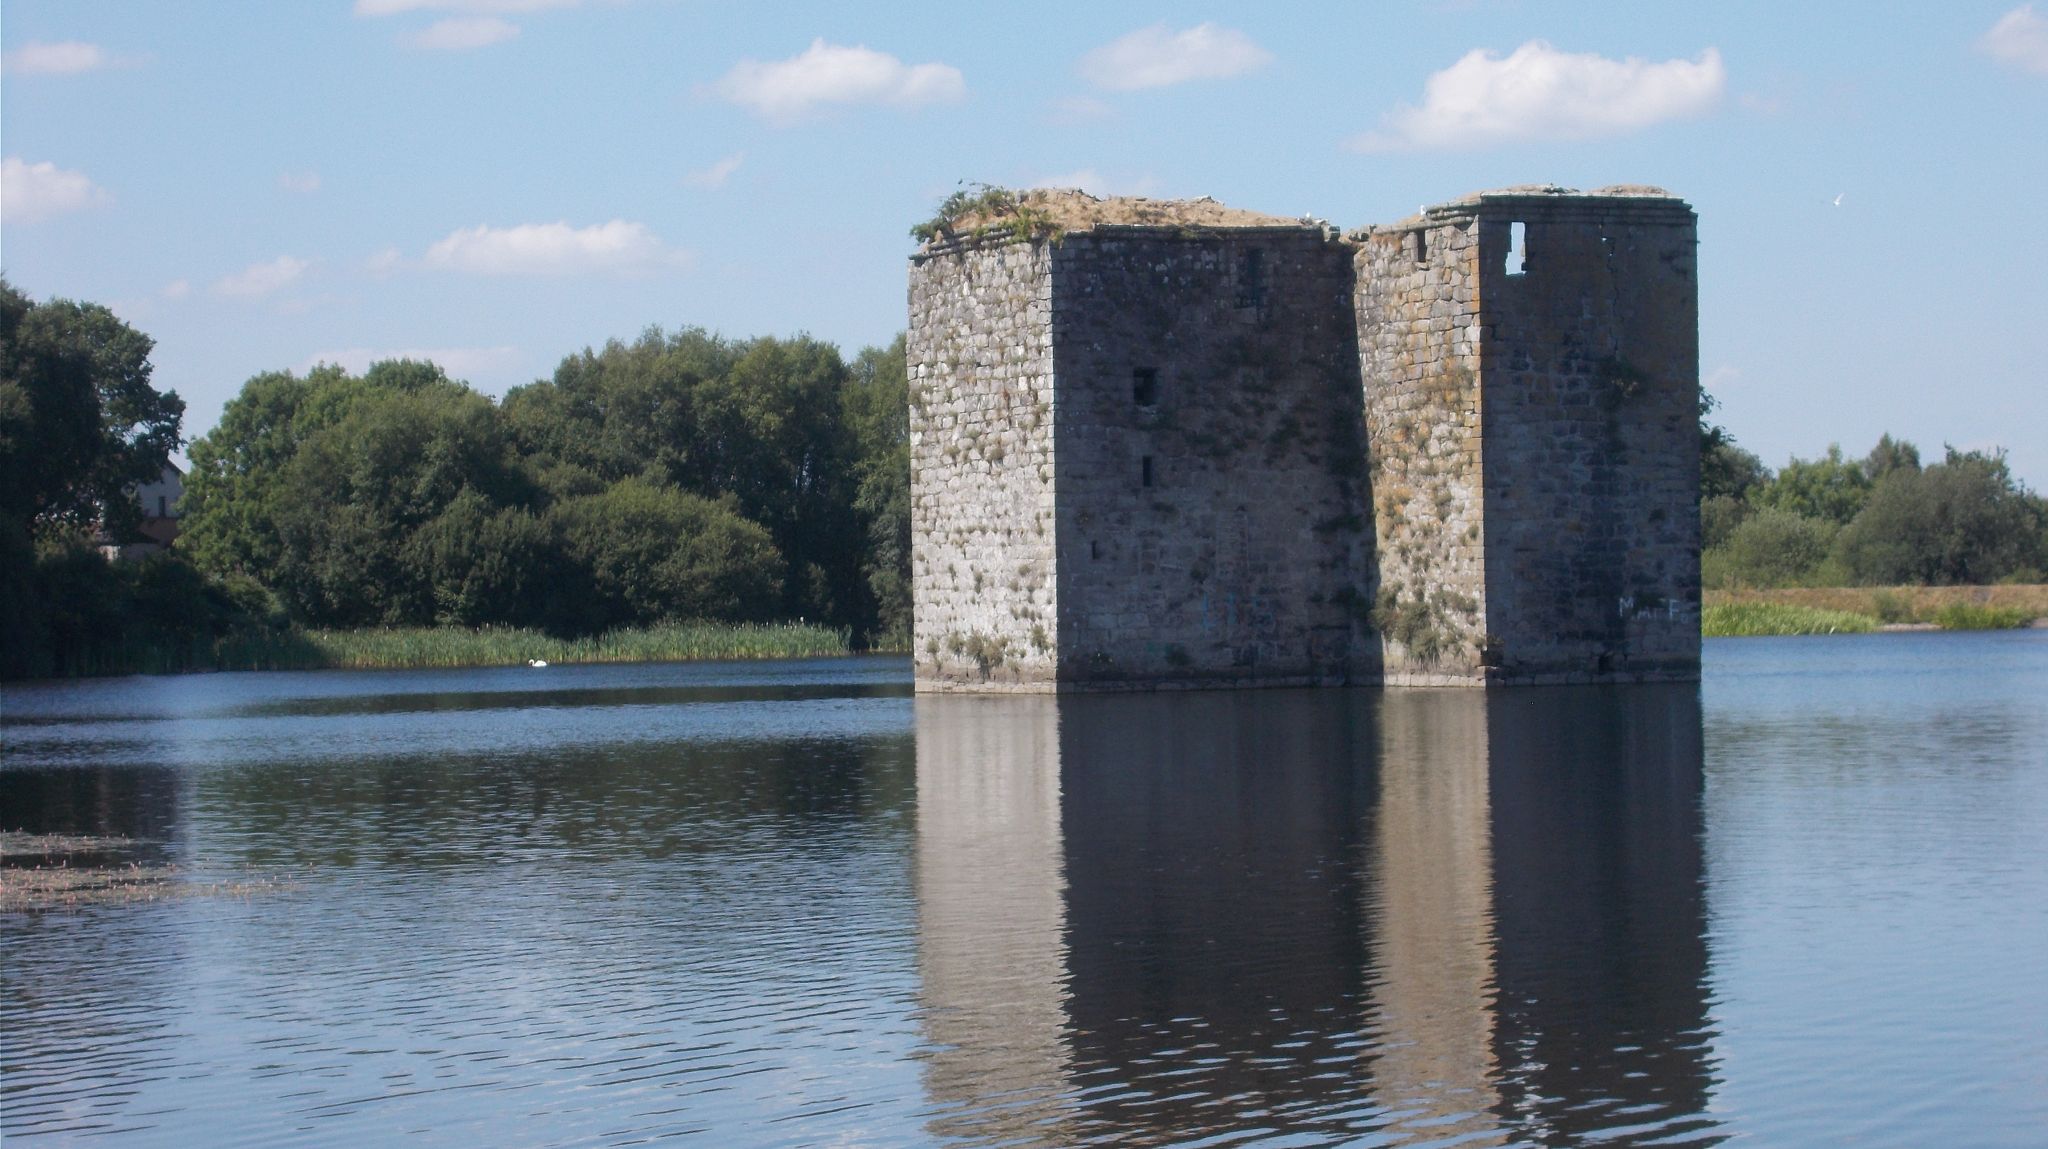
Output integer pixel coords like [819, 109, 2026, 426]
[1475, 197, 1702, 682]
[1051, 232, 1370, 688]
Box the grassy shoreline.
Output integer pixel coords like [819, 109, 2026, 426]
[26, 622, 853, 678]
[1703, 585, 2046, 637]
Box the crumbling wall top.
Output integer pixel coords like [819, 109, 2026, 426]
[912, 188, 1326, 260]
[1351, 184, 1694, 239]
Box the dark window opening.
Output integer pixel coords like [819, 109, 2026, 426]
[1141, 456, 1154, 487]
[156, 495, 167, 517]
[1412, 229, 1428, 264]
[1090, 539, 1101, 561]
[1506, 221, 1527, 276]
[1235, 248, 1266, 307]
[1132, 367, 1159, 407]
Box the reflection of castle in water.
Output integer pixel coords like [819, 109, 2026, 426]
[914, 686, 1718, 1147]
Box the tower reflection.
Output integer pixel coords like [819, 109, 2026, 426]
[914, 685, 1717, 1147]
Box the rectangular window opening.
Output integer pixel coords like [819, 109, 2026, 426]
[1412, 229, 1428, 264]
[1132, 367, 1159, 407]
[1506, 221, 1527, 276]
[1090, 539, 1101, 561]
[1141, 456, 1155, 488]
[1235, 248, 1266, 308]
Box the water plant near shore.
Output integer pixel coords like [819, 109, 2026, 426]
[1702, 603, 1879, 637]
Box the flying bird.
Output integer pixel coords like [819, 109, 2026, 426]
[1832, 193, 1844, 207]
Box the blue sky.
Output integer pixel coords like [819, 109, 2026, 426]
[4, 1, 2044, 486]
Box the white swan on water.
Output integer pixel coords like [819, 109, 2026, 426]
[528, 658, 548, 668]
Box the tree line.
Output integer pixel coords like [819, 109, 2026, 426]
[1, 278, 909, 677]
[5, 272, 2044, 677]
[1701, 423, 2048, 589]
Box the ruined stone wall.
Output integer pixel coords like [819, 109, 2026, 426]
[1050, 229, 1371, 687]
[908, 243, 1061, 690]
[1353, 215, 1490, 683]
[1471, 195, 1700, 681]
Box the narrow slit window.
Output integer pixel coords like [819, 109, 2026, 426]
[1141, 456, 1155, 488]
[1235, 248, 1266, 307]
[1132, 367, 1159, 407]
[1413, 229, 1428, 264]
[1090, 539, 1101, 561]
[1506, 221, 1527, 276]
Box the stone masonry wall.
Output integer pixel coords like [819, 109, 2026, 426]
[1471, 194, 1700, 681]
[908, 243, 1061, 690]
[907, 186, 1700, 692]
[1051, 229, 1371, 687]
[1353, 214, 1491, 683]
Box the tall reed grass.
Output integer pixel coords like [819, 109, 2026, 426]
[34, 622, 850, 677]
[1701, 603, 1879, 637]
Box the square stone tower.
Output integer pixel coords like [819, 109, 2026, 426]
[908, 196, 1372, 691]
[909, 185, 1700, 692]
[1354, 186, 1700, 683]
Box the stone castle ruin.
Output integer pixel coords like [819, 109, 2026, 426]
[908, 185, 1700, 691]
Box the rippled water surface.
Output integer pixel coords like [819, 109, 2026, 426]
[3, 635, 2045, 1146]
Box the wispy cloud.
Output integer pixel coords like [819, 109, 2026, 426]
[711, 40, 965, 125]
[1982, 6, 2048, 74]
[354, 0, 581, 14]
[683, 153, 745, 189]
[1, 156, 110, 223]
[1079, 23, 1272, 92]
[279, 170, 322, 194]
[306, 345, 522, 381]
[216, 256, 311, 298]
[405, 17, 520, 51]
[2, 40, 114, 75]
[1350, 41, 1724, 152]
[421, 220, 685, 275]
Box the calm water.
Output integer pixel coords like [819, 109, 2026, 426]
[2, 635, 2044, 1146]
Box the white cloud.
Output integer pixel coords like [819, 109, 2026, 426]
[421, 220, 684, 275]
[1079, 23, 1272, 91]
[683, 153, 745, 188]
[1982, 6, 2048, 74]
[405, 17, 520, 50]
[366, 247, 405, 275]
[2, 40, 112, 75]
[1351, 41, 1725, 152]
[1, 156, 109, 222]
[215, 256, 311, 298]
[161, 280, 192, 300]
[279, 170, 322, 194]
[306, 345, 522, 380]
[354, 0, 580, 14]
[712, 39, 965, 124]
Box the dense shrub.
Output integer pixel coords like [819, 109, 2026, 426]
[1704, 508, 1838, 588]
[1831, 449, 2048, 585]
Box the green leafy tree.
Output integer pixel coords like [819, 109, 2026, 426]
[549, 478, 784, 629]
[0, 279, 184, 539]
[1750, 444, 1871, 526]
[845, 336, 911, 645]
[1832, 448, 2047, 585]
[1705, 507, 1838, 588]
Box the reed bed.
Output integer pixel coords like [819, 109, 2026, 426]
[1705, 584, 2048, 625]
[1930, 603, 2035, 631]
[215, 622, 850, 671]
[1702, 603, 1880, 637]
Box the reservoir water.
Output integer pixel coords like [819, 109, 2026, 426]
[3, 632, 2045, 1146]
